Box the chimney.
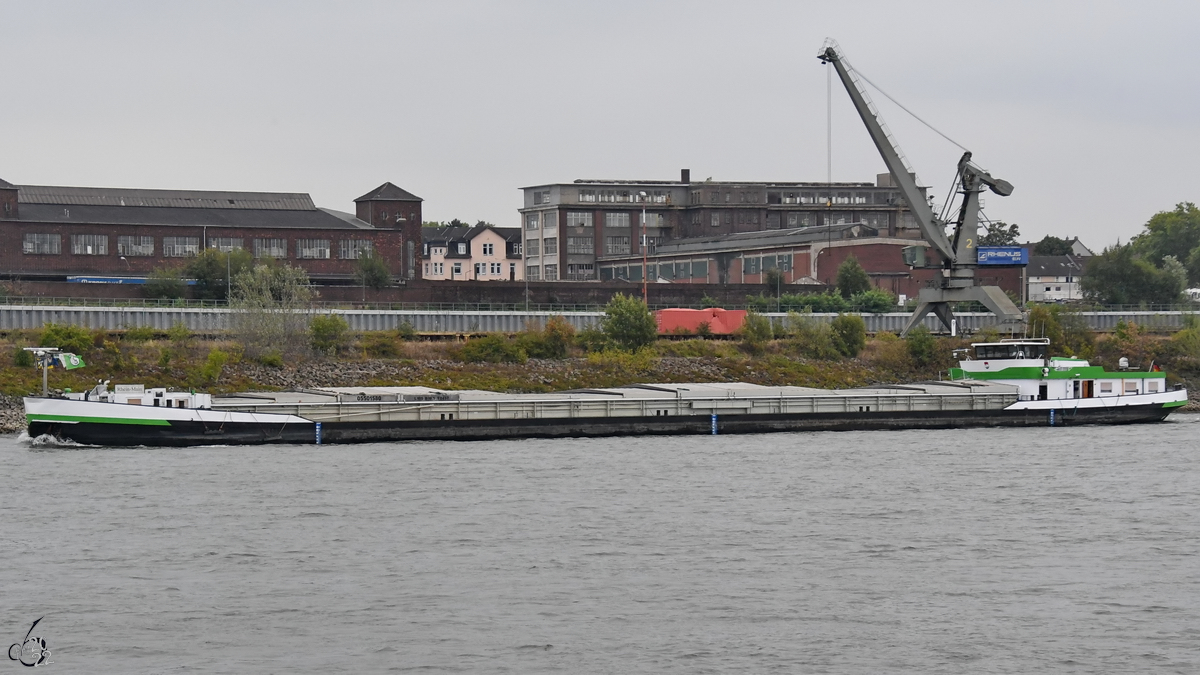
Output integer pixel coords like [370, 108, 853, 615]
[680, 168, 691, 184]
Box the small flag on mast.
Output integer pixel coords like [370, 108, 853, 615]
[55, 353, 86, 369]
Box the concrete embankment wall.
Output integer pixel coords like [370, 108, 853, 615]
[0, 305, 1189, 334]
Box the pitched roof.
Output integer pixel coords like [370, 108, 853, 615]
[17, 184, 315, 210]
[0, 178, 14, 188]
[1027, 255, 1088, 277]
[355, 182, 422, 203]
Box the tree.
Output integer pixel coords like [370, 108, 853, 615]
[1033, 235, 1074, 256]
[830, 313, 867, 357]
[186, 248, 254, 300]
[1131, 202, 1200, 282]
[310, 314, 350, 355]
[1081, 244, 1182, 305]
[230, 262, 315, 359]
[835, 255, 871, 299]
[737, 311, 774, 353]
[600, 293, 658, 351]
[144, 267, 187, 299]
[978, 221, 1021, 246]
[354, 252, 392, 291]
[906, 325, 936, 366]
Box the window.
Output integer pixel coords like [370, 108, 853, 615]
[452, 262, 462, 276]
[457, 243, 466, 255]
[253, 236, 288, 257]
[23, 233, 61, 254]
[543, 212, 558, 230]
[295, 239, 329, 259]
[567, 212, 593, 228]
[579, 189, 596, 203]
[544, 264, 558, 281]
[71, 234, 108, 255]
[527, 265, 540, 281]
[117, 235, 154, 257]
[711, 213, 720, 227]
[566, 263, 594, 280]
[490, 262, 501, 274]
[1100, 381, 1113, 394]
[475, 262, 486, 276]
[543, 237, 558, 255]
[1123, 381, 1139, 394]
[163, 236, 200, 257]
[525, 213, 539, 230]
[645, 236, 659, 254]
[525, 239, 540, 257]
[339, 239, 373, 259]
[533, 190, 551, 205]
[567, 236, 593, 254]
[482, 243, 495, 256]
[433, 262, 444, 275]
[512, 242, 522, 256]
[690, 190, 701, 204]
[207, 237, 243, 252]
[1148, 380, 1160, 393]
[710, 191, 720, 204]
[604, 212, 631, 228]
[605, 235, 630, 255]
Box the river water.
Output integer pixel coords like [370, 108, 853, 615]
[1, 417, 1198, 673]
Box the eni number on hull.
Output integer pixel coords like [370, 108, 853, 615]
[24, 339, 1187, 447]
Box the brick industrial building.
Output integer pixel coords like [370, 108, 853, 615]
[518, 169, 923, 282]
[0, 178, 423, 284]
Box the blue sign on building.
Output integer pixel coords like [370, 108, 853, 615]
[976, 247, 1028, 266]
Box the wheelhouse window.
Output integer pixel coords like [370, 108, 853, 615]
[23, 233, 61, 254]
[973, 343, 1047, 360]
[162, 236, 200, 257]
[71, 234, 108, 255]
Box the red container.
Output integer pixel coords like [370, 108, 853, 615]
[655, 308, 747, 335]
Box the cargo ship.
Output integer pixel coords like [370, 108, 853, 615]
[23, 339, 1188, 447]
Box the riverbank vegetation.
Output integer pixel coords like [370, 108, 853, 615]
[5, 296, 1200, 400]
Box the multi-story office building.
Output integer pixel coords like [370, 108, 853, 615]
[518, 169, 924, 282]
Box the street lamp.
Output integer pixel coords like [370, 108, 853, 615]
[639, 191, 648, 305]
[119, 256, 130, 271]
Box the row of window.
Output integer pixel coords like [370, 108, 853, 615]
[742, 254, 794, 275]
[577, 189, 669, 204]
[686, 190, 896, 205]
[21, 234, 375, 259]
[527, 211, 668, 231]
[424, 261, 518, 277]
[423, 242, 500, 257]
[600, 260, 710, 282]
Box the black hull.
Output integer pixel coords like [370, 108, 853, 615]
[27, 402, 1174, 447]
[27, 420, 316, 447]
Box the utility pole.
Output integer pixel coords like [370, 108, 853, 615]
[639, 191, 648, 305]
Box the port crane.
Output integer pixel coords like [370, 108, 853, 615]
[818, 40, 1024, 336]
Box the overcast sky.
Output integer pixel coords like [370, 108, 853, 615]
[4, 1, 1198, 248]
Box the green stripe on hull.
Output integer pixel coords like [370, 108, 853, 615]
[1162, 400, 1188, 408]
[27, 414, 172, 426]
[951, 365, 1169, 381]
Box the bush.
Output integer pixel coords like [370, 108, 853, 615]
[354, 252, 392, 290]
[186, 248, 253, 301]
[830, 313, 867, 357]
[396, 321, 417, 341]
[194, 349, 230, 386]
[601, 293, 658, 352]
[167, 321, 191, 344]
[848, 289, 896, 313]
[906, 325, 937, 366]
[783, 312, 840, 360]
[361, 332, 402, 358]
[749, 291, 848, 313]
[259, 351, 284, 368]
[310, 314, 350, 355]
[123, 325, 157, 343]
[13, 347, 34, 367]
[738, 311, 774, 353]
[575, 325, 612, 353]
[517, 315, 575, 359]
[39, 322, 94, 355]
[457, 334, 528, 364]
[695, 321, 713, 337]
